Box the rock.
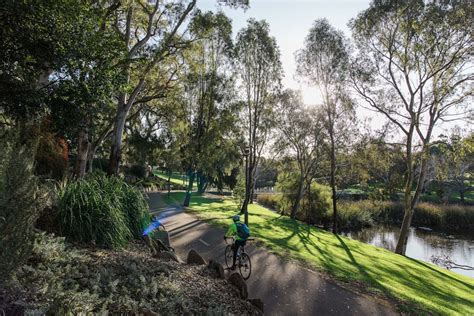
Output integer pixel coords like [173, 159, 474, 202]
[247, 298, 264, 314]
[227, 272, 248, 299]
[208, 259, 225, 279]
[155, 250, 180, 263]
[186, 249, 206, 265]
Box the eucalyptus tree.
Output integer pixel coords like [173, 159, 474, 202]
[107, 0, 197, 175]
[0, 0, 125, 179]
[235, 19, 283, 223]
[275, 90, 326, 219]
[350, 0, 473, 254]
[296, 19, 355, 233]
[180, 11, 241, 206]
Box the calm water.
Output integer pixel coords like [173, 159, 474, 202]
[343, 226, 474, 278]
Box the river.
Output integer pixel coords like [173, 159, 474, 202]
[343, 225, 474, 278]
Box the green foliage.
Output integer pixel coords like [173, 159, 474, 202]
[128, 164, 148, 179]
[35, 129, 68, 181]
[58, 174, 149, 248]
[275, 169, 332, 223]
[122, 185, 150, 239]
[0, 126, 45, 284]
[256, 193, 281, 211]
[4, 232, 256, 314]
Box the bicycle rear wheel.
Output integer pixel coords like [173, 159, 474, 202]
[239, 252, 251, 280]
[224, 245, 233, 268]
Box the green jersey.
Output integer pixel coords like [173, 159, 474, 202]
[225, 222, 245, 241]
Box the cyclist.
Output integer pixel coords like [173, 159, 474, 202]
[224, 214, 250, 270]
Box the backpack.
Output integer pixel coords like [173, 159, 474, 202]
[236, 223, 250, 240]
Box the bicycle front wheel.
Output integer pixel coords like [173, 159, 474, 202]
[239, 252, 251, 280]
[225, 245, 233, 269]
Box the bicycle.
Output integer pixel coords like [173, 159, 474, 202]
[224, 236, 252, 280]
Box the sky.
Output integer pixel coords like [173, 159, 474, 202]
[196, 0, 470, 138]
[197, 0, 370, 105]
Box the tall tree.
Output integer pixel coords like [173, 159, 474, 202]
[350, 0, 473, 254]
[296, 18, 355, 233]
[235, 19, 282, 224]
[275, 90, 325, 219]
[180, 11, 240, 206]
[107, 0, 197, 175]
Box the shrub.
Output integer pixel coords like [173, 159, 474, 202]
[91, 157, 109, 173]
[58, 174, 149, 248]
[275, 169, 332, 223]
[0, 126, 46, 284]
[256, 193, 281, 211]
[35, 132, 68, 181]
[121, 184, 150, 239]
[129, 164, 147, 179]
[304, 182, 332, 224]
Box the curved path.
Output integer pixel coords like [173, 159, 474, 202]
[148, 192, 398, 316]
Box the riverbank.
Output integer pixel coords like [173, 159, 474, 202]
[257, 194, 474, 235]
[165, 192, 474, 315]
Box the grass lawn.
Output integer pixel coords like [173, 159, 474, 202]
[153, 170, 196, 188]
[161, 192, 474, 315]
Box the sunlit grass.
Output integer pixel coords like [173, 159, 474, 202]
[162, 192, 474, 315]
[153, 170, 194, 187]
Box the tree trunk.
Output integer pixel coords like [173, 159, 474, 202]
[395, 130, 415, 254]
[183, 171, 195, 207]
[197, 171, 207, 194]
[291, 174, 305, 219]
[240, 159, 252, 225]
[75, 129, 89, 179]
[108, 107, 128, 175]
[330, 135, 338, 234]
[460, 190, 465, 203]
[86, 145, 97, 173]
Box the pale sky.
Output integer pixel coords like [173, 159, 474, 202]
[198, 0, 370, 105]
[196, 0, 471, 138]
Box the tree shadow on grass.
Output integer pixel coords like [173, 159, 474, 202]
[404, 256, 473, 289]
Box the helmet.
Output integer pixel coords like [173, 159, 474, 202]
[232, 215, 240, 222]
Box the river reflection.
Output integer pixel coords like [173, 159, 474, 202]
[343, 226, 474, 278]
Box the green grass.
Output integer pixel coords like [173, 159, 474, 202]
[153, 170, 196, 188]
[161, 192, 474, 315]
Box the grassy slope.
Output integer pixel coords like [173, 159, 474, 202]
[162, 192, 474, 315]
[153, 171, 197, 188]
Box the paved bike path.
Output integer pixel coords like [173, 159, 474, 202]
[148, 192, 398, 316]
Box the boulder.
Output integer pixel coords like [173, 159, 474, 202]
[227, 272, 248, 299]
[207, 259, 225, 279]
[155, 250, 180, 263]
[247, 298, 264, 314]
[186, 249, 206, 265]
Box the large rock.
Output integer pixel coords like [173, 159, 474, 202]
[155, 250, 180, 263]
[186, 249, 206, 265]
[227, 272, 248, 299]
[208, 259, 225, 279]
[248, 298, 264, 314]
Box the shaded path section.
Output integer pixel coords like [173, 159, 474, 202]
[147, 192, 398, 316]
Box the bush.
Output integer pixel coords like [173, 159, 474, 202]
[58, 174, 149, 248]
[35, 132, 68, 181]
[129, 164, 147, 179]
[256, 193, 281, 211]
[0, 126, 46, 284]
[275, 169, 332, 223]
[121, 184, 150, 239]
[91, 157, 109, 173]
